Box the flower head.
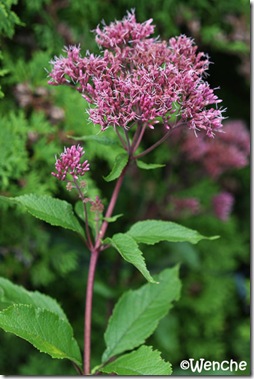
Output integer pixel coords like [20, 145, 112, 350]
[48, 11, 224, 137]
[52, 145, 90, 181]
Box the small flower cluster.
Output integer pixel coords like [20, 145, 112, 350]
[48, 10, 224, 136]
[52, 145, 90, 181]
[170, 197, 201, 218]
[173, 120, 250, 178]
[212, 192, 234, 221]
[90, 196, 104, 213]
[94, 12, 154, 48]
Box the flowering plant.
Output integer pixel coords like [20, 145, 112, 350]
[0, 11, 227, 375]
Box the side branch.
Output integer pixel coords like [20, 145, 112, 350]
[134, 122, 186, 159]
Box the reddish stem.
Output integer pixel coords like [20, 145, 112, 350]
[95, 162, 129, 249]
[83, 161, 129, 375]
[134, 122, 186, 159]
[82, 121, 182, 374]
[84, 247, 99, 375]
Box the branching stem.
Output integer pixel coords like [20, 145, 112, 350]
[134, 122, 185, 159]
[83, 121, 182, 375]
[83, 160, 130, 375]
[95, 161, 129, 249]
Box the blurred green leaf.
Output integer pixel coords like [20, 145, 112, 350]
[136, 160, 165, 170]
[73, 134, 120, 146]
[103, 213, 123, 222]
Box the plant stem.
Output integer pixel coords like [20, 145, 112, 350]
[131, 123, 146, 154]
[114, 126, 127, 150]
[84, 247, 99, 375]
[83, 161, 130, 375]
[95, 161, 129, 249]
[73, 178, 93, 249]
[130, 121, 142, 153]
[82, 120, 184, 374]
[134, 122, 185, 159]
[134, 129, 172, 159]
[124, 129, 131, 153]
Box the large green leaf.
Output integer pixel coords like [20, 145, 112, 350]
[105, 233, 157, 283]
[128, 219, 219, 245]
[104, 153, 128, 182]
[0, 277, 67, 321]
[101, 345, 172, 375]
[0, 304, 82, 366]
[0, 194, 84, 237]
[102, 266, 181, 362]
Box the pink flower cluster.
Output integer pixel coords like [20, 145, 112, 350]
[212, 192, 234, 221]
[173, 120, 250, 178]
[171, 197, 201, 218]
[48, 10, 224, 136]
[170, 120, 250, 179]
[52, 145, 90, 181]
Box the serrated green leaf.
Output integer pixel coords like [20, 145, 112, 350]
[101, 345, 172, 375]
[104, 153, 128, 182]
[136, 160, 165, 170]
[105, 234, 157, 283]
[128, 220, 219, 245]
[0, 277, 67, 321]
[0, 304, 82, 366]
[0, 194, 84, 237]
[102, 266, 181, 362]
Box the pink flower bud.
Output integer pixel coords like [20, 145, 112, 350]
[52, 145, 90, 181]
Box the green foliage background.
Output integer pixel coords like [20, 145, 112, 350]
[0, 0, 250, 375]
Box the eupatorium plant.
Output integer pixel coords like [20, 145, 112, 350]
[0, 11, 224, 376]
